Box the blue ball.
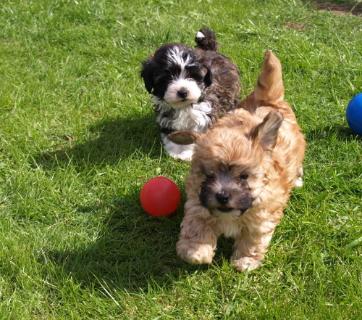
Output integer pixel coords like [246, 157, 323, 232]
[346, 93, 362, 136]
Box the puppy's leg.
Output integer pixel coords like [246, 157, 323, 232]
[294, 167, 304, 188]
[231, 216, 278, 272]
[177, 205, 217, 265]
[162, 134, 195, 161]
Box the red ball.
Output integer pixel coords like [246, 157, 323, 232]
[140, 176, 181, 217]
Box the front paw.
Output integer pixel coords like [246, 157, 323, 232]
[177, 241, 214, 265]
[171, 150, 193, 161]
[163, 137, 194, 161]
[294, 176, 303, 187]
[231, 256, 262, 272]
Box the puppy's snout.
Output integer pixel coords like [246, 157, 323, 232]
[177, 88, 188, 99]
[215, 190, 230, 205]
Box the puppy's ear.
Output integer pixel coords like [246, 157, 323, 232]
[168, 131, 200, 145]
[202, 65, 212, 87]
[251, 111, 283, 150]
[141, 59, 156, 93]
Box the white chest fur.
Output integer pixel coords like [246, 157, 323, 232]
[172, 102, 212, 132]
[214, 212, 243, 239]
[157, 101, 212, 161]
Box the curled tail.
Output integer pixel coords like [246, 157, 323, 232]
[254, 50, 284, 104]
[195, 27, 218, 51]
[239, 50, 285, 112]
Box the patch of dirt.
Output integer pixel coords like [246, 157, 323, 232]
[313, 1, 362, 16]
[284, 22, 306, 31]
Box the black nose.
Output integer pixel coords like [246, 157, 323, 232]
[215, 191, 230, 204]
[177, 88, 188, 99]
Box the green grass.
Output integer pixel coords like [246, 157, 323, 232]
[0, 0, 361, 319]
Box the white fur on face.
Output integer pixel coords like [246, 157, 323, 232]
[164, 79, 201, 108]
[167, 46, 192, 70]
[164, 47, 202, 108]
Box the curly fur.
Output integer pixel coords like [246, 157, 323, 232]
[173, 51, 306, 271]
[141, 28, 241, 161]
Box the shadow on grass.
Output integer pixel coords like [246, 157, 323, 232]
[33, 112, 161, 170]
[306, 125, 361, 141]
[45, 192, 234, 292]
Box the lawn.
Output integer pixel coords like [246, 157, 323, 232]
[0, 0, 361, 319]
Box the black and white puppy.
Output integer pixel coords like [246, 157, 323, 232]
[141, 28, 241, 160]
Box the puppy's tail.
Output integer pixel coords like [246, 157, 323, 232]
[254, 50, 284, 104]
[195, 27, 218, 51]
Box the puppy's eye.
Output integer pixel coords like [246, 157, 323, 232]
[205, 173, 215, 179]
[185, 65, 199, 72]
[168, 65, 181, 75]
[185, 66, 202, 81]
[200, 164, 214, 179]
[240, 173, 249, 180]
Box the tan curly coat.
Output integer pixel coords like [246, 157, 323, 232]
[171, 51, 306, 271]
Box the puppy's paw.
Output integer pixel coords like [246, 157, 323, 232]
[163, 140, 194, 161]
[231, 256, 262, 272]
[172, 150, 193, 161]
[294, 167, 304, 187]
[177, 243, 214, 265]
[294, 177, 303, 187]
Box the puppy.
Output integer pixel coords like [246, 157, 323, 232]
[141, 28, 241, 161]
[169, 51, 306, 271]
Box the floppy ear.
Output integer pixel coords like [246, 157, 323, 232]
[168, 131, 200, 145]
[141, 59, 156, 93]
[251, 111, 283, 150]
[202, 65, 212, 87]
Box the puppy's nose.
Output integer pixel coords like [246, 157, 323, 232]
[215, 191, 230, 204]
[177, 88, 188, 99]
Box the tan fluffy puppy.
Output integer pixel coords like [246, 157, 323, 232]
[169, 51, 306, 271]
